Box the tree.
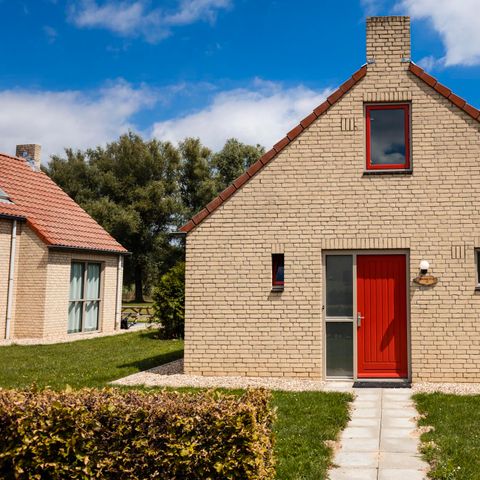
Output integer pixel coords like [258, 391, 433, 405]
[44, 134, 265, 302]
[178, 138, 216, 217]
[44, 132, 182, 302]
[212, 138, 265, 192]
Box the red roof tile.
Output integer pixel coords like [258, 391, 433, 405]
[409, 62, 480, 121]
[0, 153, 127, 254]
[179, 65, 367, 234]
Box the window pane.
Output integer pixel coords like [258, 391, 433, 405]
[370, 108, 406, 165]
[69, 263, 84, 300]
[275, 265, 284, 283]
[68, 301, 82, 333]
[84, 301, 99, 331]
[477, 252, 480, 285]
[86, 263, 101, 299]
[326, 322, 353, 377]
[272, 254, 284, 285]
[326, 255, 353, 317]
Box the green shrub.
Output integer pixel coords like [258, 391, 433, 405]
[152, 261, 185, 338]
[0, 387, 275, 480]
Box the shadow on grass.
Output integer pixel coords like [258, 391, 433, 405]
[118, 350, 183, 373]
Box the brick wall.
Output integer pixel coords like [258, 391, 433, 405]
[0, 219, 14, 338]
[13, 223, 48, 338]
[184, 17, 480, 382]
[0, 220, 123, 340]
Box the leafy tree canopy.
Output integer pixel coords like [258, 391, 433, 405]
[44, 132, 264, 301]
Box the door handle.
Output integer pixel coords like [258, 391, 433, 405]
[357, 312, 365, 327]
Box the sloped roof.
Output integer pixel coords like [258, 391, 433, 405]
[180, 65, 368, 233]
[180, 62, 480, 234]
[0, 153, 127, 254]
[408, 63, 480, 121]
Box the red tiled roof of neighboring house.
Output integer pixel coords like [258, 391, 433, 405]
[180, 62, 480, 234]
[0, 153, 127, 254]
[179, 65, 368, 234]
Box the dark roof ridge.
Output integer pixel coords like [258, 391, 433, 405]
[180, 64, 368, 233]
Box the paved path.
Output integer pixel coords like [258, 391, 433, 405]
[329, 388, 429, 480]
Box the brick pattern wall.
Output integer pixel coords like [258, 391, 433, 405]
[13, 224, 48, 338]
[366, 16, 410, 69]
[0, 220, 13, 337]
[0, 220, 122, 340]
[184, 17, 480, 382]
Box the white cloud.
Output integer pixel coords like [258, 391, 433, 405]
[397, 0, 480, 67]
[360, 0, 387, 16]
[417, 55, 441, 71]
[0, 78, 332, 164]
[151, 80, 332, 150]
[69, 0, 231, 42]
[43, 25, 58, 43]
[0, 81, 156, 162]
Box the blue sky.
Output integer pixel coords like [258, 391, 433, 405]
[0, 0, 478, 160]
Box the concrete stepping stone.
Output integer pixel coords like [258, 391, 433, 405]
[328, 388, 429, 480]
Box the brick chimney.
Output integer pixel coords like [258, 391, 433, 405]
[366, 16, 410, 71]
[16, 144, 41, 171]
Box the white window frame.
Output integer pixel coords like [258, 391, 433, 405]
[68, 261, 103, 334]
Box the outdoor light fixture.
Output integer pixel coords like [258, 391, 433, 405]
[419, 260, 429, 275]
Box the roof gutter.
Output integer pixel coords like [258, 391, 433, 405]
[47, 244, 130, 256]
[5, 220, 17, 339]
[0, 213, 25, 222]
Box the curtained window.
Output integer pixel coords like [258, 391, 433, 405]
[68, 262, 102, 333]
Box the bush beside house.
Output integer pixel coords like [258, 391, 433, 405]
[152, 261, 185, 338]
[0, 387, 275, 480]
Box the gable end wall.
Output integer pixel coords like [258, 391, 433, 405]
[184, 60, 480, 382]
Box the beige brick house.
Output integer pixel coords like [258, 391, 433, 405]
[0, 145, 126, 341]
[180, 16, 480, 383]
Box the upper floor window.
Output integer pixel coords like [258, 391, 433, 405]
[366, 104, 410, 171]
[272, 254, 284, 290]
[476, 250, 480, 289]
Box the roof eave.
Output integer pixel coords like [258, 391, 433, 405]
[179, 64, 368, 235]
[47, 244, 130, 256]
[408, 62, 480, 121]
[0, 213, 26, 222]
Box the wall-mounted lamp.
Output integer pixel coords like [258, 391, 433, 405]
[419, 260, 429, 275]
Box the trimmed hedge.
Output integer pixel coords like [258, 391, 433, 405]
[0, 388, 275, 479]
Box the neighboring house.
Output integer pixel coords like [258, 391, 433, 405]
[0, 145, 127, 341]
[180, 16, 480, 383]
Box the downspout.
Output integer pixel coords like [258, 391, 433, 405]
[114, 255, 123, 330]
[5, 220, 17, 339]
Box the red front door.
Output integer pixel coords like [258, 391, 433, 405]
[357, 255, 408, 378]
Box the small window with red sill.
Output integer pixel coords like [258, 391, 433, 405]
[366, 104, 411, 171]
[272, 254, 284, 291]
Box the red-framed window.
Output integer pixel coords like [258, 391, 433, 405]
[272, 254, 284, 287]
[366, 104, 410, 171]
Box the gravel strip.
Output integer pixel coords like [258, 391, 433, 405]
[112, 359, 340, 391]
[412, 382, 480, 395]
[0, 323, 153, 346]
[113, 361, 480, 395]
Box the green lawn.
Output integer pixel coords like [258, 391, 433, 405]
[0, 330, 183, 389]
[414, 392, 480, 480]
[122, 301, 154, 308]
[274, 390, 351, 479]
[0, 331, 351, 479]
